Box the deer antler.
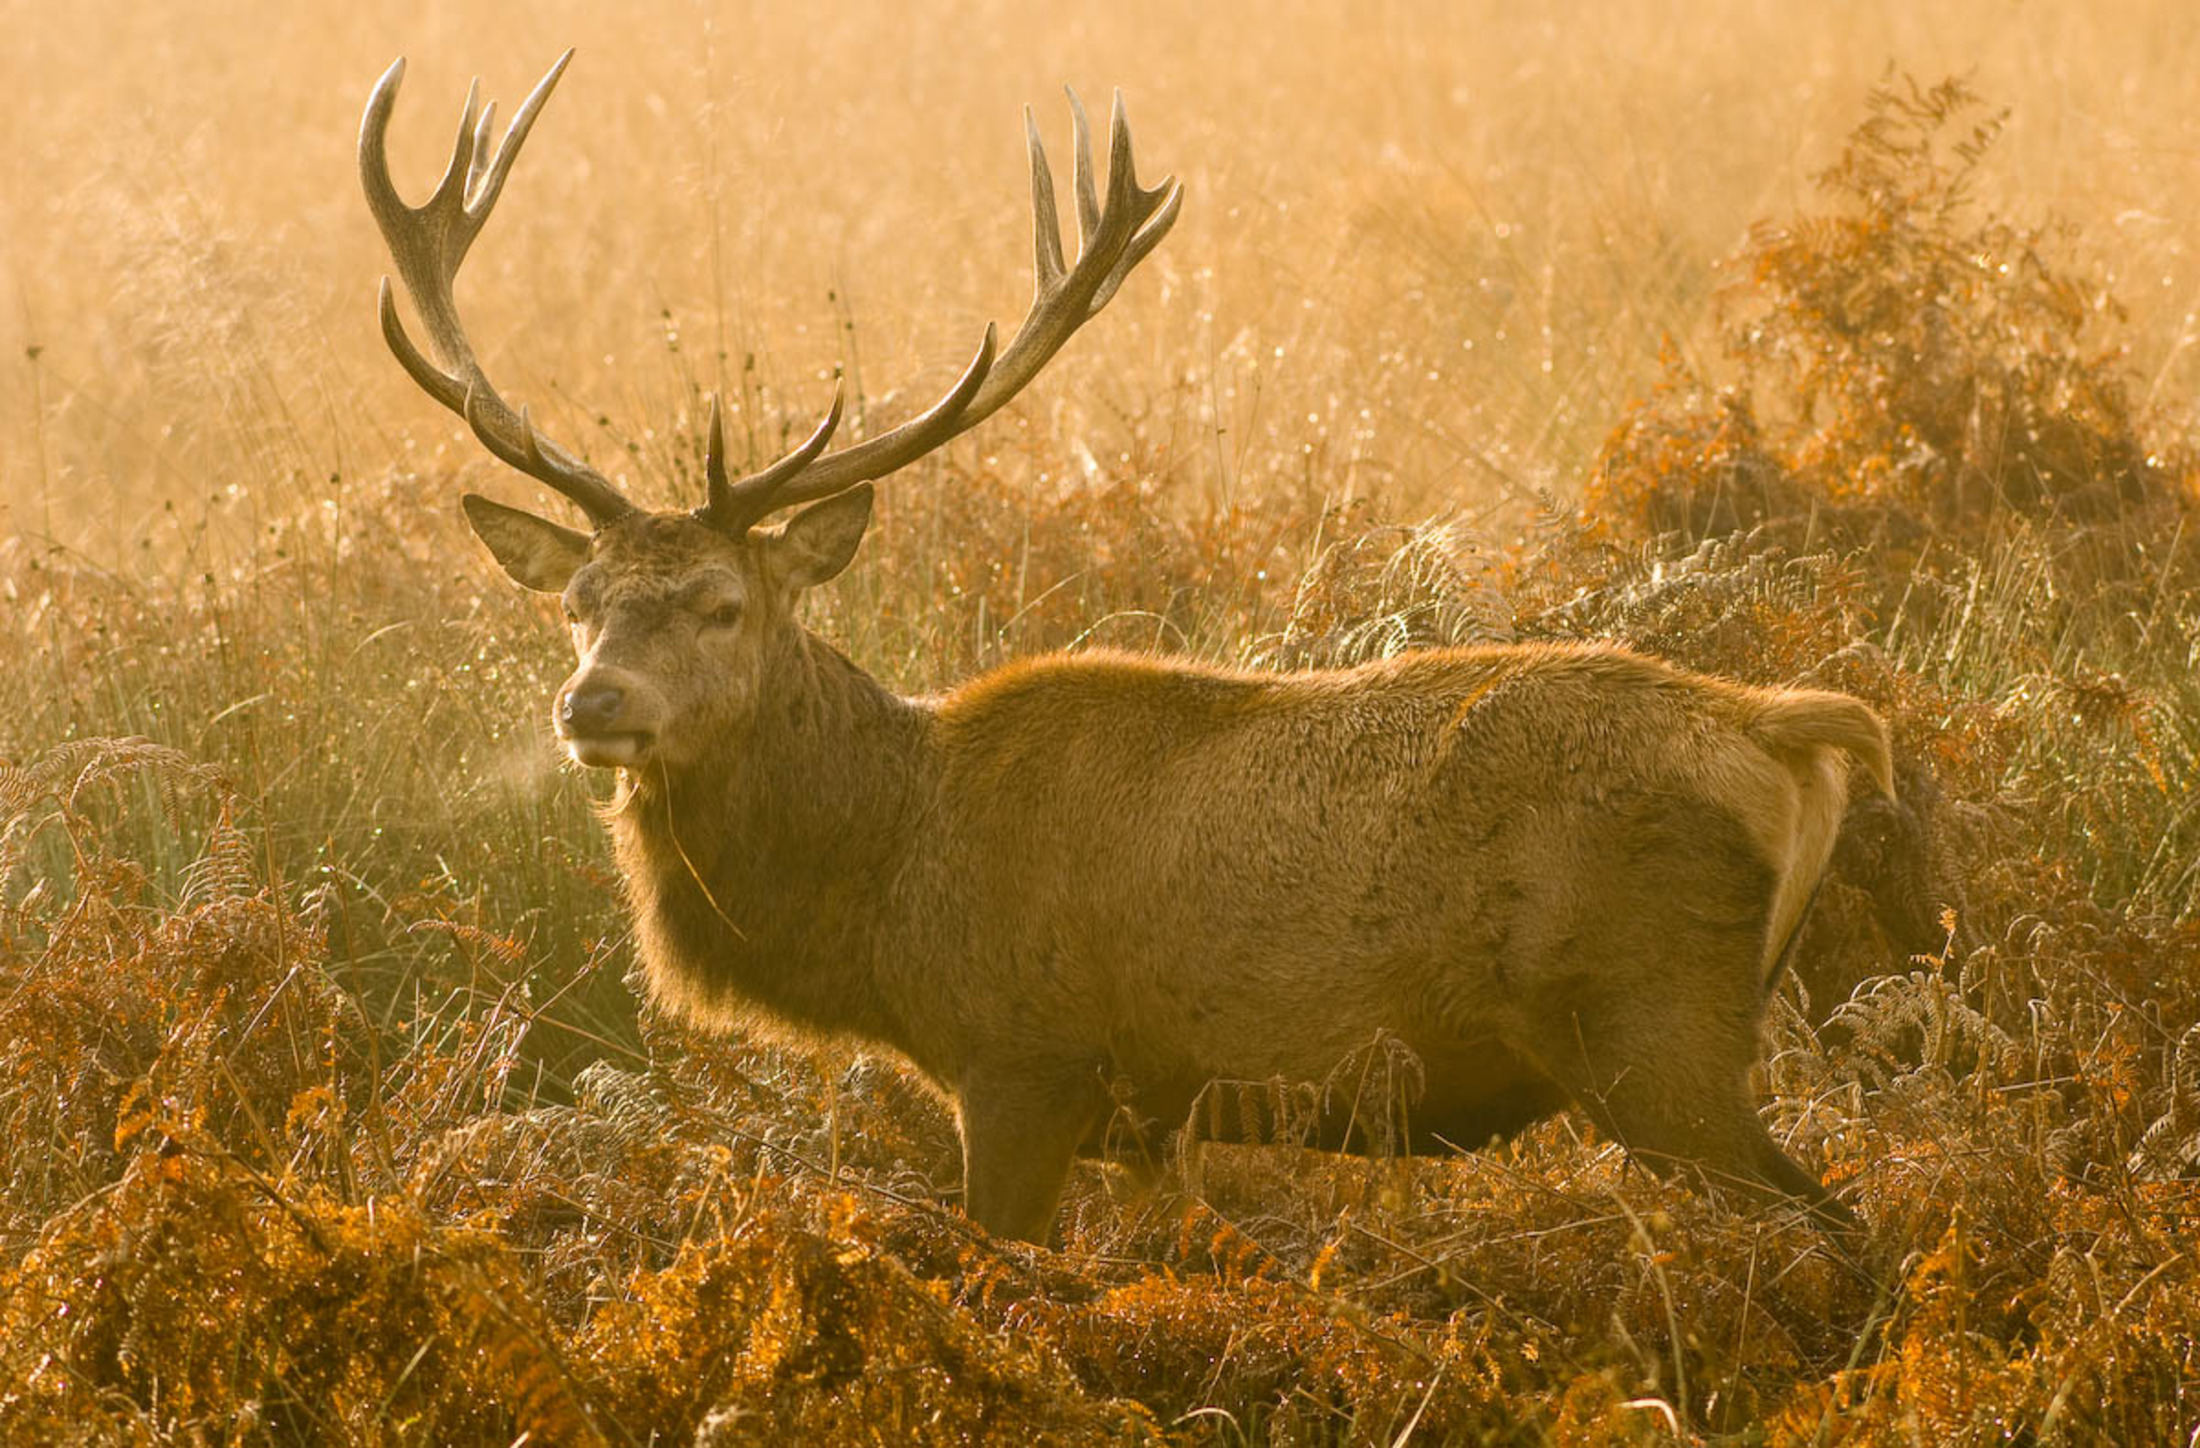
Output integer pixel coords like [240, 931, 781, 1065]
[360, 51, 634, 526]
[700, 88, 1181, 533]
[364, 54, 1179, 537]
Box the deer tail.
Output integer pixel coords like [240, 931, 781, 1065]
[1751, 691, 1895, 799]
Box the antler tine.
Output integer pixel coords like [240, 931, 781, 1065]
[1087, 99, 1183, 317]
[699, 384, 849, 533]
[726, 322, 999, 516]
[735, 91, 1180, 516]
[463, 386, 568, 489]
[465, 98, 498, 203]
[1027, 106, 1068, 291]
[1068, 90, 1103, 254]
[360, 51, 633, 527]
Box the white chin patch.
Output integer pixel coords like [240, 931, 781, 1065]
[565, 734, 650, 769]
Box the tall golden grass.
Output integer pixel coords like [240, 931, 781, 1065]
[4, 2, 2200, 1442]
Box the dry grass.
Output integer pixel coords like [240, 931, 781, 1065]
[5, 3, 2200, 1442]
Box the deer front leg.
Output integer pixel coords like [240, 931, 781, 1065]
[955, 1072, 1103, 1244]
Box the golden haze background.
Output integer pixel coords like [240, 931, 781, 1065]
[3, 0, 2196, 557]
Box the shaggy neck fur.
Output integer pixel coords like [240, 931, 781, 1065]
[607, 627, 934, 1045]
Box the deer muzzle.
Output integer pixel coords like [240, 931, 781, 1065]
[556, 675, 655, 769]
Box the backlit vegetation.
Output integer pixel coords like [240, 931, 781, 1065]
[5, 3, 2199, 1441]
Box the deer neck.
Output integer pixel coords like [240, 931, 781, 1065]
[608, 628, 933, 1041]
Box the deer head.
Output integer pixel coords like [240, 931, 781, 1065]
[360, 52, 1179, 771]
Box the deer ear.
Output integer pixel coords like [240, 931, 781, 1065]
[461, 494, 590, 592]
[767, 484, 873, 591]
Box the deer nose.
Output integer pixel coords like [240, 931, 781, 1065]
[561, 683, 626, 735]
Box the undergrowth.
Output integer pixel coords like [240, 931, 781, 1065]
[5, 72, 2200, 1445]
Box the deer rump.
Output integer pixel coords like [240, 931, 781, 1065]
[640, 642, 1887, 1239]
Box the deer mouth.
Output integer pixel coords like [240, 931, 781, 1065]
[564, 731, 654, 769]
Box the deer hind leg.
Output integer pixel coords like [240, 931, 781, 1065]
[1506, 797, 1858, 1232]
[1536, 989, 1857, 1233]
[955, 1071, 1105, 1245]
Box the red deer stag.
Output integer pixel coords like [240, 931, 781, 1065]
[361, 53, 1891, 1243]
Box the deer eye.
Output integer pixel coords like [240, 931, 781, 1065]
[704, 602, 741, 629]
[561, 601, 581, 624]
